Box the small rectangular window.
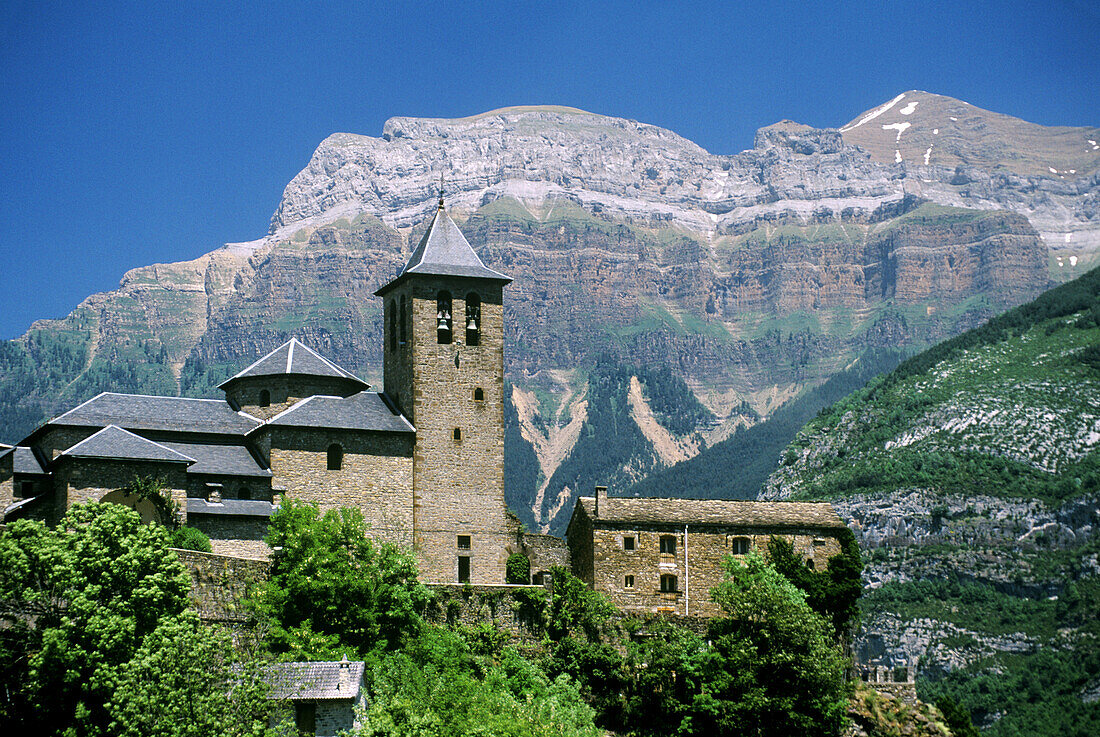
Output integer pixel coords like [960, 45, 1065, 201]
[730, 537, 750, 555]
[623, 536, 635, 551]
[659, 535, 676, 555]
[624, 575, 634, 589]
[453, 428, 462, 441]
[457, 535, 471, 550]
[458, 556, 471, 583]
[660, 574, 678, 593]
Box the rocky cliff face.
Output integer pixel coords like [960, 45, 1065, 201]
[1, 95, 1086, 531]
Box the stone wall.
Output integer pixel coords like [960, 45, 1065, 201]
[590, 524, 844, 618]
[173, 548, 271, 623]
[0, 452, 12, 514]
[37, 426, 97, 461]
[424, 583, 548, 641]
[189, 515, 272, 558]
[522, 532, 570, 582]
[54, 458, 188, 525]
[187, 475, 273, 502]
[267, 427, 414, 548]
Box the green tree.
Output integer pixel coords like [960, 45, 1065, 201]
[253, 500, 430, 658]
[109, 612, 282, 737]
[0, 503, 191, 735]
[506, 552, 530, 585]
[767, 529, 862, 636]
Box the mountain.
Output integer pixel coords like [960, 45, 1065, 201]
[762, 266, 1100, 736]
[2, 94, 1094, 531]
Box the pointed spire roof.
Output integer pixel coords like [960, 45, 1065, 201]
[376, 205, 510, 295]
[218, 339, 368, 389]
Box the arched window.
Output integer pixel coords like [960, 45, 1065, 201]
[473, 387, 485, 401]
[388, 299, 397, 351]
[465, 292, 480, 346]
[327, 443, 343, 471]
[660, 574, 678, 593]
[238, 486, 252, 500]
[436, 291, 452, 344]
[399, 294, 408, 344]
[259, 389, 270, 408]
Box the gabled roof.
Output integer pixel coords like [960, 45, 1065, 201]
[159, 442, 272, 477]
[265, 658, 365, 700]
[376, 205, 510, 294]
[264, 392, 414, 434]
[574, 495, 846, 529]
[219, 339, 368, 389]
[60, 425, 195, 464]
[50, 392, 260, 435]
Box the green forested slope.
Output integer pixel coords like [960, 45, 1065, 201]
[764, 266, 1100, 737]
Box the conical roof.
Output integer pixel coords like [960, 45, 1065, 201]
[218, 339, 368, 389]
[377, 205, 510, 294]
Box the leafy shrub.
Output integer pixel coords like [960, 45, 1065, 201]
[168, 525, 212, 552]
[506, 552, 530, 584]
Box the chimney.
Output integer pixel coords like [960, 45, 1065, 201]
[338, 653, 350, 692]
[594, 486, 607, 518]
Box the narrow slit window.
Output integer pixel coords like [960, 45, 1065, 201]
[453, 428, 462, 441]
[659, 535, 676, 555]
[465, 292, 480, 346]
[400, 295, 408, 344]
[389, 298, 397, 351]
[437, 291, 453, 344]
[327, 443, 343, 470]
[624, 575, 635, 589]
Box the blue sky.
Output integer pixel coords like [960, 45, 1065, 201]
[1, 0, 1097, 339]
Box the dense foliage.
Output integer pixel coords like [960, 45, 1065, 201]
[0, 503, 277, 736]
[251, 500, 430, 658]
[767, 530, 863, 635]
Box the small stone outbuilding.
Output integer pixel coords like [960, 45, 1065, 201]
[265, 657, 367, 736]
[566, 486, 848, 618]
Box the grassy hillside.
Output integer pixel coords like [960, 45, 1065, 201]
[764, 265, 1100, 736]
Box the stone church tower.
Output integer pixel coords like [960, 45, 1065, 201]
[375, 199, 514, 584]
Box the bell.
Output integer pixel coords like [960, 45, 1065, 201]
[467, 316, 478, 332]
[437, 310, 450, 331]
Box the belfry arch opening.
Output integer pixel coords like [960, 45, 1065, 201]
[465, 292, 480, 346]
[437, 291, 452, 344]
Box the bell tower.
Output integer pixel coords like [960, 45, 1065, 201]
[375, 198, 513, 584]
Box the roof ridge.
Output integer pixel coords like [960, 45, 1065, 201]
[286, 339, 296, 373]
[292, 341, 357, 380]
[51, 391, 110, 423]
[265, 395, 319, 424]
[231, 339, 295, 380]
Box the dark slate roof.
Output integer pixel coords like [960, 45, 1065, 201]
[60, 425, 195, 464]
[576, 495, 846, 529]
[265, 659, 365, 700]
[159, 442, 271, 477]
[12, 447, 47, 475]
[265, 392, 414, 433]
[219, 339, 367, 389]
[186, 498, 276, 518]
[377, 206, 510, 293]
[51, 392, 260, 435]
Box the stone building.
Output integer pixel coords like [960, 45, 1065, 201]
[0, 201, 850, 596]
[265, 657, 367, 737]
[0, 201, 520, 582]
[565, 486, 848, 617]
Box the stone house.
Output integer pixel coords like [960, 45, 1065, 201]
[265, 657, 366, 736]
[565, 486, 848, 617]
